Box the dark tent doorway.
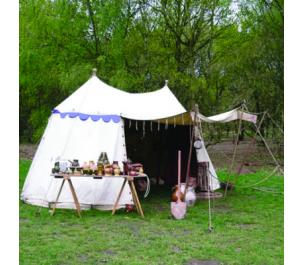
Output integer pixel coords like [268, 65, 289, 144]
[124, 120, 197, 186]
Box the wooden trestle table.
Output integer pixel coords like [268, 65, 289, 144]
[51, 174, 147, 218]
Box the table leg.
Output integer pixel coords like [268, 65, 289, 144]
[128, 180, 140, 215]
[130, 180, 144, 218]
[112, 178, 127, 215]
[67, 179, 82, 218]
[51, 179, 65, 216]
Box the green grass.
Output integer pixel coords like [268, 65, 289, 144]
[19, 160, 283, 265]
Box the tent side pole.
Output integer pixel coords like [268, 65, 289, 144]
[233, 111, 267, 186]
[184, 105, 198, 198]
[224, 107, 244, 197]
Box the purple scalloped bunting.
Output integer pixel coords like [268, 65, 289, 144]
[112, 115, 121, 123]
[68, 112, 79, 118]
[90, 115, 102, 121]
[52, 109, 120, 123]
[102, 116, 111, 123]
[60, 112, 68, 118]
[79, 113, 90, 121]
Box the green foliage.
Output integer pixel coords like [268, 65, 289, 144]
[20, 160, 283, 264]
[20, 0, 284, 142]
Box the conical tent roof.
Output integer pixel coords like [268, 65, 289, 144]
[54, 75, 187, 121]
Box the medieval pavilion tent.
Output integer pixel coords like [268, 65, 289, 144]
[21, 71, 255, 210]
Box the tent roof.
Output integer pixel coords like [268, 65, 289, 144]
[54, 76, 187, 121]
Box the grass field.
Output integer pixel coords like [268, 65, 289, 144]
[19, 160, 283, 265]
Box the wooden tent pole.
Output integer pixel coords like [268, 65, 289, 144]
[233, 112, 268, 190]
[224, 106, 244, 197]
[184, 104, 198, 198]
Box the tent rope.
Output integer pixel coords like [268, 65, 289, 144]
[243, 104, 283, 175]
[266, 112, 284, 135]
[251, 186, 283, 195]
[208, 166, 280, 191]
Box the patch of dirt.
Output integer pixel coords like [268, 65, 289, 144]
[51, 231, 62, 239]
[19, 144, 37, 160]
[185, 260, 222, 265]
[214, 204, 232, 213]
[126, 223, 141, 236]
[181, 229, 191, 236]
[102, 249, 116, 256]
[77, 254, 89, 262]
[19, 217, 29, 223]
[171, 245, 182, 253]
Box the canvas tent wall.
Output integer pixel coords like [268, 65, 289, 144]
[21, 114, 131, 210]
[21, 74, 223, 210]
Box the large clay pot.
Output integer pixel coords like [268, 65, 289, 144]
[114, 167, 121, 176]
[171, 186, 185, 202]
[112, 161, 119, 170]
[104, 166, 113, 176]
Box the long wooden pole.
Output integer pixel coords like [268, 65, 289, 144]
[178, 150, 181, 189]
[184, 105, 198, 198]
[224, 106, 244, 197]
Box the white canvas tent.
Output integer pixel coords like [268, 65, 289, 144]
[21, 72, 254, 210]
